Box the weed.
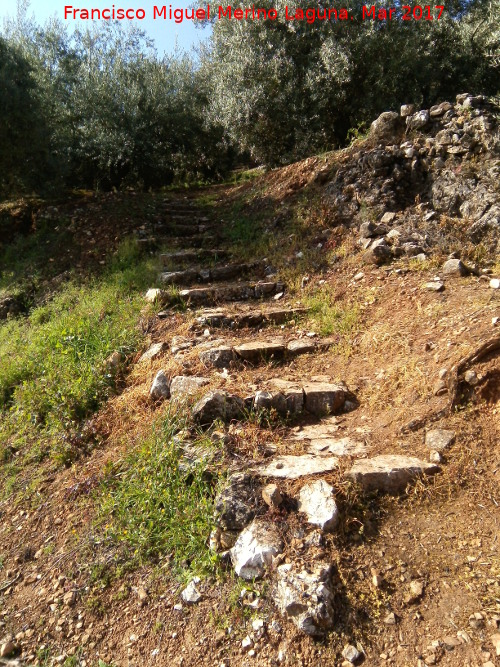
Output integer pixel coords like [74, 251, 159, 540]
[99, 412, 218, 577]
[36, 647, 51, 665]
[63, 650, 84, 666]
[303, 288, 361, 342]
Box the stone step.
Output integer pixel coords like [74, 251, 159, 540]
[291, 423, 368, 457]
[254, 379, 348, 417]
[193, 306, 308, 329]
[141, 234, 218, 250]
[160, 261, 265, 286]
[161, 201, 198, 212]
[186, 379, 350, 427]
[179, 281, 285, 306]
[347, 455, 440, 493]
[160, 223, 214, 237]
[160, 216, 208, 225]
[169, 235, 217, 248]
[198, 337, 333, 368]
[160, 249, 229, 266]
[253, 454, 340, 480]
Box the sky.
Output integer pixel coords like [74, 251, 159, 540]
[0, 0, 210, 55]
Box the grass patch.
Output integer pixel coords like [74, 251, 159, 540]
[0, 238, 158, 483]
[99, 414, 218, 578]
[303, 287, 361, 340]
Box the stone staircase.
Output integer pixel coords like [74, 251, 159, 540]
[141, 196, 443, 638]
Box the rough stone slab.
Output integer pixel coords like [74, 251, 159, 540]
[347, 455, 440, 493]
[235, 341, 285, 361]
[303, 382, 346, 417]
[275, 562, 335, 636]
[307, 437, 368, 457]
[255, 454, 339, 480]
[255, 281, 284, 297]
[180, 284, 255, 304]
[287, 339, 317, 354]
[160, 268, 198, 285]
[150, 370, 170, 400]
[298, 480, 339, 531]
[192, 390, 246, 425]
[199, 346, 237, 369]
[291, 419, 340, 440]
[138, 342, 167, 363]
[169, 375, 209, 398]
[230, 521, 283, 580]
[257, 379, 304, 415]
[425, 429, 455, 452]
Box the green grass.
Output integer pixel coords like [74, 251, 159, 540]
[303, 287, 361, 340]
[99, 414, 219, 578]
[0, 238, 158, 482]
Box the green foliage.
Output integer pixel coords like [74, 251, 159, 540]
[1, 11, 233, 194]
[99, 415, 217, 576]
[0, 36, 51, 194]
[203, 0, 500, 165]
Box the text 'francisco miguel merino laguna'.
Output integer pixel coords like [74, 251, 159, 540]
[64, 5, 446, 23]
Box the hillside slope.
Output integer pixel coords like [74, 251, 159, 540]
[0, 94, 499, 667]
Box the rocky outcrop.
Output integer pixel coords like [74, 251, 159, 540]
[327, 94, 500, 255]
